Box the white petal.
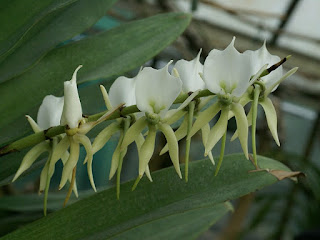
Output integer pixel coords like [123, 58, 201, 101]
[60, 65, 83, 129]
[135, 61, 182, 117]
[244, 42, 282, 92]
[174, 49, 205, 92]
[37, 95, 64, 130]
[109, 76, 136, 107]
[204, 37, 252, 98]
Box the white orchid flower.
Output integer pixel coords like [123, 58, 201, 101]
[229, 42, 298, 166]
[13, 95, 64, 183]
[95, 75, 152, 198]
[12, 95, 79, 215]
[120, 61, 185, 180]
[187, 37, 255, 174]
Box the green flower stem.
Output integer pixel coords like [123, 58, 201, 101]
[185, 101, 195, 182]
[214, 131, 227, 176]
[131, 176, 141, 191]
[0, 90, 216, 157]
[251, 85, 261, 167]
[116, 118, 131, 199]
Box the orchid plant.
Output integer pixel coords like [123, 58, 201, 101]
[6, 37, 298, 216]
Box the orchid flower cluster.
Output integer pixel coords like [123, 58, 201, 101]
[13, 37, 297, 214]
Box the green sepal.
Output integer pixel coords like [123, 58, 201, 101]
[205, 108, 228, 156]
[109, 131, 125, 180]
[121, 116, 147, 151]
[48, 135, 70, 178]
[158, 123, 182, 179]
[74, 134, 95, 192]
[139, 125, 157, 177]
[201, 123, 214, 165]
[12, 141, 50, 182]
[231, 102, 249, 159]
[260, 97, 280, 146]
[59, 137, 79, 190]
[135, 134, 152, 182]
[160, 116, 188, 155]
[231, 105, 253, 142]
[92, 121, 120, 154]
[188, 101, 220, 139]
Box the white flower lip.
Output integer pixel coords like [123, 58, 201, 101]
[174, 49, 205, 93]
[135, 61, 182, 117]
[37, 95, 64, 130]
[60, 65, 83, 129]
[244, 41, 283, 92]
[109, 75, 136, 107]
[203, 37, 252, 98]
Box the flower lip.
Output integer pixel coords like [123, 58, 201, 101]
[60, 65, 83, 129]
[174, 49, 205, 93]
[135, 61, 182, 117]
[203, 37, 252, 98]
[244, 41, 282, 92]
[37, 95, 64, 130]
[109, 75, 136, 107]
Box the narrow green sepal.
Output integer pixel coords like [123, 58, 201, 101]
[26, 115, 41, 133]
[205, 108, 229, 156]
[48, 135, 70, 178]
[139, 125, 157, 177]
[231, 102, 249, 159]
[121, 116, 147, 151]
[188, 101, 220, 139]
[13, 141, 50, 182]
[158, 123, 182, 179]
[135, 134, 153, 182]
[231, 105, 253, 142]
[74, 134, 96, 192]
[160, 116, 188, 155]
[39, 161, 49, 193]
[99, 85, 113, 110]
[201, 123, 214, 165]
[59, 138, 80, 190]
[260, 97, 280, 146]
[92, 122, 120, 154]
[109, 132, 126, 180]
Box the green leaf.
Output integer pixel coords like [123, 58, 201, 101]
[0, 0, 118, 82]
[0, 0, 75, 55]
[1, 154, 292, 239]
[0, 12, 191, 138]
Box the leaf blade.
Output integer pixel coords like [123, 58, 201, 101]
[1, 154, 292, 239]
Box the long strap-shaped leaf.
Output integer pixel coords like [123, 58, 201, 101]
[0, 12, 191, 132]
[1, 154, 294, 240]
[0, 0, 117, 82]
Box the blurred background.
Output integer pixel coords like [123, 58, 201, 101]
[2, 0, 320, 239]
